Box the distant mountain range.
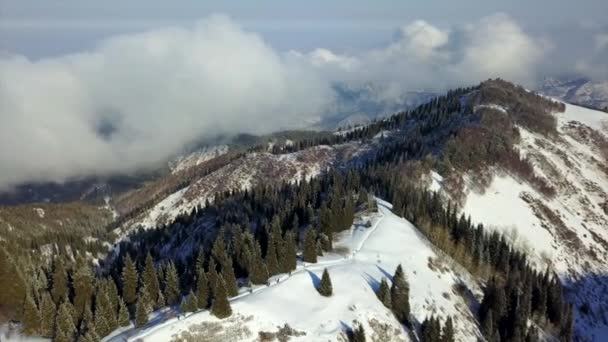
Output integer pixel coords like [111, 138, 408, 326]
[539, 77, 608, 110]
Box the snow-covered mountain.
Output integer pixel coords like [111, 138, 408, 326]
[539, 77, 608, 110]
[107, 200, 482, 342]
[431, 101, 608, 340]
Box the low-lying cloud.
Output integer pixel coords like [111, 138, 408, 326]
[0, 13, 567, 190]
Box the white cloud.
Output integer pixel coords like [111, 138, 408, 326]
[0, 15, 333, 190]
[0, 13, 552, 190]
[576, 32, 608, 80]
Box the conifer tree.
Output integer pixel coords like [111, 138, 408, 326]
[207, 259, 219, 297]
[265, 221, 280, 276]
[94, 286, 117, 338]
[221, 256, 239, 297]
[481, 309, 495, 341]
[78, 319, 100, 342]
[117, 298, 130, 327]
[22, 292, 41, 336]
[143, 253, 160, 308]
[135, 292, 149, 328]
[352, 322, 366, 342]
[283, 230, 298, 272]
[55, 301, 76, 342]
[390, 264, 410, 325]
[156, 289, 166, 308]
[121, 255, 139, 305]
[441, 316, 455, 342]
[72, 262, 94, 322]
[211, 275, 232, 319]
[195, 266, 209, 309]
[163, 262, 181, 306]
[377, 278, 391, 308]
[303, 229, 318, 263]
[180, 290, 198, 314]
[249, 240, 269, 285]
[0, 248, 27, 320]
[39, 292, 56, 338]
[317, 268, 333, 297]
[51, 258, 69, 304]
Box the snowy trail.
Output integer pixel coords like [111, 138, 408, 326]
[105, 202, 388, 342]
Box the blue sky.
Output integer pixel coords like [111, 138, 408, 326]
[1, 0, 606, 56]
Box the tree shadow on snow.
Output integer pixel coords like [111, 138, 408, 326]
[376, 264, 393, 281]
[362, 272, 380, 292]
[306, 270, 321, 288]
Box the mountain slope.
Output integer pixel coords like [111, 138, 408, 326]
[108, 201, 482, 342]
[433, 101, 608, 340]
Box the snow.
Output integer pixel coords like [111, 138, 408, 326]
[170, 145, 229, 174]
[558, 103, 608, 132]
[473, 104, 507, 114]
[33, 208, 45, 218]
[127, 186, 190, 234]
[462, 174, 553, 262]
[107, 201, 481, 341]
[0, 324, 49, 342]
[428, 171, 443, 193]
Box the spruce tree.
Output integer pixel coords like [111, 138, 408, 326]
[180, 290, 198, 314]
[39, 292, 56, 338]
[211, 275, 232, 319]
[221, 257, 239, 297]
[441, 316, 455, 342]
[135, 293, 149, 328]
[163, 262, 181, 306]
[352, 323, 366, 342]
[78, 319, 100, 342]
[143, 253, 160, 308]
[22, 292, 41, 336]
[72, 262, 94, 322]
[283, 230, 298, 272]
[94, 286, 117, 337]
[377, 278, 391, 308]
[249, 240, 269, 285]
[0, 248, 27, 320]
[195, 266, 209, 309]
[118, 298, 130, 327]
[51, 258, 69, 304]
[207, 259, 219, 298]
[265, 221, 280, 276]
[317, 268, 333, 297]
[390, 264, 410, 325]
[303, 229, 317, 263]
[121, 255, 139, 305]
[55, 301, 76, 342]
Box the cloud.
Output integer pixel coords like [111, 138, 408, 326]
[575, 32, 608, 80]
[296, 14, 547, 100]
[0, 15, 333, 190]
[0, 13, 552, 190]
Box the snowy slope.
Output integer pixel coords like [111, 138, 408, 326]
[106, 201, 482, 342]
[434, 103, 608, 340]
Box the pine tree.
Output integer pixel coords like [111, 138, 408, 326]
[221, 257, 239, 297]
[317, 268, 333, 297]
[481, 309, 495, 341]
[265, 221, 280, 276]
[118, 298, 130, 327]
[352, 322, 366, 342]
[377, 278, 391, 308]
[163, 262, 181, 306]
[283, 230, 298, 272]
[143, 253, 160, 308]
[249, 240, 269, 285]
[72, 262, 94, 322]
[303, 229, 317, 263]
[78, 319, 100, 342]
[94, 285, 117, 338]
[22, 292, 41, 335]
[390, 264, 410, 325]
[51, 258, 69, 304]
[211, 275, 232, 319]
[135, 293, 149, 328]
[195, 266, 209, 309]
[55, 301, 76, 342]
[181, 290, 198, 314]
[121, 254, 139, 305]
[0, 248, 27, 320]
[207, 259, 219, 297]
[441, 316, 455, 342]
[39, 292, 56, 338]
